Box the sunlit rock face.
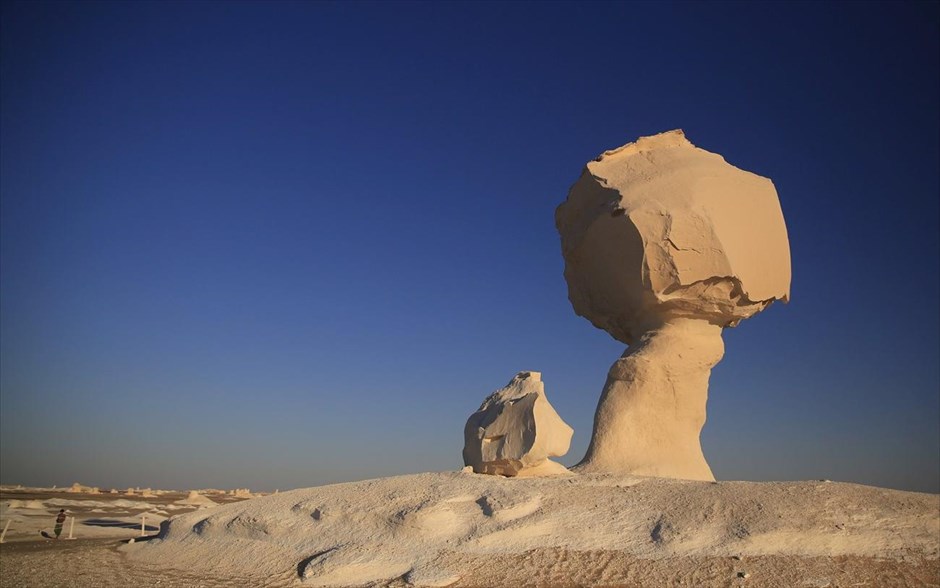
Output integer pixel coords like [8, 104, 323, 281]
[463, 372, 573, 477]
[556, 130, 791, 480]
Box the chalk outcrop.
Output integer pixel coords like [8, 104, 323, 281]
[556, 130, 791, 480]
[175, 491, 218, 508]
[125, 472, 940, 588]
[463, 372, 573, 477]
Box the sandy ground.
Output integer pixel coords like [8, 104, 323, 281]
[0, 487, 260, 586]
[0, 537, 295, 587]
[2, 478, 937, 587]
[0, 487, 250, 544]
[2, 538, 938, 587]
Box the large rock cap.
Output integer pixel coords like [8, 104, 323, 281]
[463, 372, 573, 477]
[555, 130, 791, 345]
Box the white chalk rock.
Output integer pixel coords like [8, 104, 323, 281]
[175, 490, 218, 508]
[463, 372, 573, 476]
[556, 129, 790, 346]
[556, 130, 791, 481]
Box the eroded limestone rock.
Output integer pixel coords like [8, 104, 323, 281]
[556, 130, 791, 480]
[463, 372, 573, 477]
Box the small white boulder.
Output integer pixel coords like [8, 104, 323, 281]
[463, 372, 573, 477]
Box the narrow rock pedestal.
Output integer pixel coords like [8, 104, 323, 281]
[577, 318, 723, 481]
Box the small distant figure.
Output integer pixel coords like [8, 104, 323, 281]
[54, 509, 66, 539]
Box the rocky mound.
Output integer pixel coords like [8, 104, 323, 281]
[123, 471, 939, 587]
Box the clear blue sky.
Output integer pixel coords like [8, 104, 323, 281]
[2, 1, 937, 493]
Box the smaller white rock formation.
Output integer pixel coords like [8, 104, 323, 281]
[175, 490, 218, 508]
[463, 372, 573, 477]
[67, 482, 100, 494]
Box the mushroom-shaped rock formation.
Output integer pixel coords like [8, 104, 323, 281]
[463, 372, 573, 477]
[556, 130, 791, 481]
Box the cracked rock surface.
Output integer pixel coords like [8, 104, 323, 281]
[556, 129, 790, 346]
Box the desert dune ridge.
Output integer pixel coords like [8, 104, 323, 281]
[123, 470, 939, 587]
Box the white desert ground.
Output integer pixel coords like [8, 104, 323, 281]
[1, 472, 938, 587]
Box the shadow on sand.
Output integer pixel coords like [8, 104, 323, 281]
[82, 518, 159, 532]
